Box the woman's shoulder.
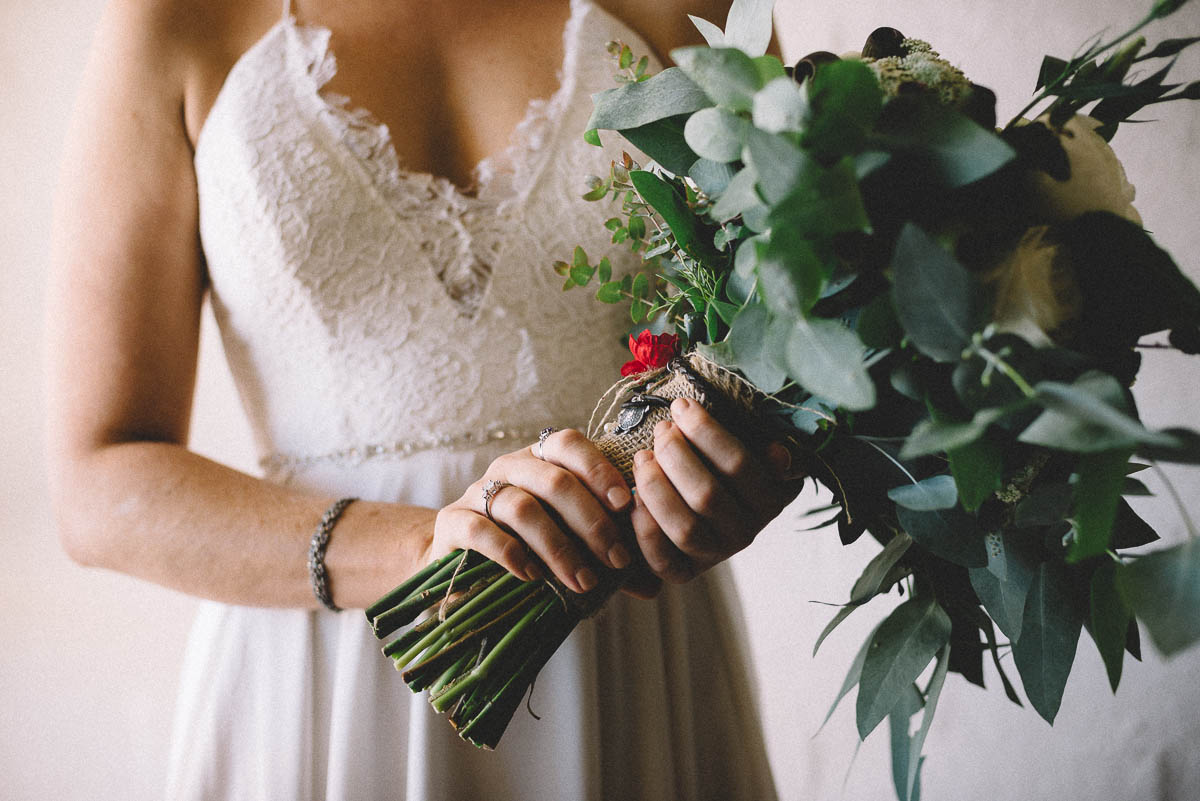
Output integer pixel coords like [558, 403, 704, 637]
[95, 0, 280, 146]
[591, 0, 735, 62]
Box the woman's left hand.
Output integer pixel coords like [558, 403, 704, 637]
[626, 397, 799, 595]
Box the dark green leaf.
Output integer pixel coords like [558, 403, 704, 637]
[948, 433, 1004, 512]
[888, 475, 959, 511]
[814, 604, 859, 658]
[752, 54, 789, 85]
[671, 46, 763, 112]
[851, 533, 914, 604]
[756, 226, 829, 315]
[1013, 561, 1084, 724]
[1037, 55, 1070, 90]
[856, 597, 952, 739]
[784, 317, 876, 411]
[876, 98, 1016, 188]
[891, 224, 982, 362]
[1069, 449, 1133, 562]
[969, 532, 1035, 641]
[684, 107, 749, 162]
[1118, 538, 1200, 656]
[897, 505, 988, 568]
[802, 59, 885, 163]
[596, 257, 612, 283]
[581, 181, 609, 201]
[1014, 483, 1074, 527]
[587, 67, 710, 131]
[1136, 36, 1200, 61]
[1090, 560, 1131, 692]
[629, 170, 701, 255]
[767, 156, 872, 239]
[583, 128, 603, 147]
[627, 216, 647, 241]
[631, 272, 649, 299]
[620, 116, 700, 175]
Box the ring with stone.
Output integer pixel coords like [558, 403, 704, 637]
[481, 479, 512, 522]
[536, 427, 558, 460]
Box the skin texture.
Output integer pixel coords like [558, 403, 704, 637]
[47, 0, 793, 610]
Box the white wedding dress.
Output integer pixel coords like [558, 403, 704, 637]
[166, 1, 775, 799]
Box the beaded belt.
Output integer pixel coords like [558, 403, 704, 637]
[259, 425, 554, 473]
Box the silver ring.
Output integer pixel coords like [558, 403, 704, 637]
[481, 479, 512, 521]
[536, 427, 558, 460]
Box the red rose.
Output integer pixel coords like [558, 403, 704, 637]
[620, 331, 680, 376]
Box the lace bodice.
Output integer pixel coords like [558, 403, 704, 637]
[195, 0, 658, 477]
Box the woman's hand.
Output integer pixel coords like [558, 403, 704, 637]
[432, 430, 634, 594]
[629, 397, 798, 588]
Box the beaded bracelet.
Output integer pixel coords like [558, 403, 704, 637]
[307, 497, 357, 612]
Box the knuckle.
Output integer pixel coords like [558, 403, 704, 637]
[691, 482, 722, 518]
[724, 449, 750, 477]
[508, 492, 539, 521]
[580, 515, 614, 549]
[674, 518, 706, 552]
[544, 468, 576, 498]
[543, 536, 577, 569]
[557, 428, 586, 448]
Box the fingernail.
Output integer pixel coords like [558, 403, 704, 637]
[671, 397, 691, 415]
[607, 485, 632, 510]
[608, 542, 632, 570]
[575, 567, 598, 593]
[654, 419, 672, 437]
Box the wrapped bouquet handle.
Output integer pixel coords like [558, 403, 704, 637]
[365, 351, 778, 748]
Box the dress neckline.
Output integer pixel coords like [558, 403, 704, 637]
[195, 0, 599, 206]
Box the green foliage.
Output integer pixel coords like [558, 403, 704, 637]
[856, 597, 952, 739]
[671, 46, 764, 112]
[1013, 561, 1084, 724]
[891, 225, 983, 362]
[1118, 538, 1200, 656]
[1090, 561, 1132, 691]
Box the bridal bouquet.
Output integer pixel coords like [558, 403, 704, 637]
[368, 0, 1200, 793]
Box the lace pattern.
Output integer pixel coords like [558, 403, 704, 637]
[194, 0, 661, 474]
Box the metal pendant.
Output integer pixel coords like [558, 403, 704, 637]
[614, 393, 672, 434]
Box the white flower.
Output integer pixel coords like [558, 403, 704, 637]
[1027, 114, 1142, 225]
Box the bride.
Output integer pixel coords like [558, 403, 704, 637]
[46, 0, 794, 798]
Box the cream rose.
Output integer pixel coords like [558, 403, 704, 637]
[986, 225, 1081, 347]
[1026, 114, 1142, 225]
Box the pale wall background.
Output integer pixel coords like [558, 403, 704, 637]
[3, 1, 1199, 799]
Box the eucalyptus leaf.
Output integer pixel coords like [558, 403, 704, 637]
[948, 432, 1004, 512]
[1013, 560, 1084, 724]
[888, 475, 959, 511]
[820, 622, 881, 732]
[687, 13, 725, 47]
[875, 98, 1015, 188]
[722, 0, 775, 56]
[1014, 483, 1074, 527]
[689, 158, 736, 195]
[856, 596, 952, 739]
[1091, 560, 1131, 692]
[814, 604, 859, 658]
[712, 166, 762, 222]
[784, 317, 877, 412]
[897, 505, 988, 568]
[1118, 538, 1200, 656]
[906, 643, 950, 801]
[900, 408, 1010, 459]
[889, 684, 924, 801]
[743, 127, 808, 204]
[891, 224, 982, 362]
[671, 46, 763, 112]
[753, 76, 808, 134]
[969, 532, 1035, 641]
[802, 59, 885, 163]
[587, 67, 710, 132]
[733, 232, 766, 277]
[851, 533, 914, 604]
[684, 107, 750, 163]
[756, 226, 829, 315]
[768, 156, 872, 239]
[1069, 449, 1133, 562]
[629, 171, 701, 255]
[1020, 372, 1180, 453]
[728, 303, 787, 393]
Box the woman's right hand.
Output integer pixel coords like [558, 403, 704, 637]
[431, 429, 635, 594]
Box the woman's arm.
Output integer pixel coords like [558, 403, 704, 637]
[45, 0, 633, 610]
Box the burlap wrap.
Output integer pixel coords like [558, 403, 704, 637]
[550, 351, 777, 618]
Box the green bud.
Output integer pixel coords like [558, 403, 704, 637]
[1102, 36, 1145, 83]
[1151, 0, 1191, 19]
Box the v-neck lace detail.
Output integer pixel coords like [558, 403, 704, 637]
[193, 0, 665, 467]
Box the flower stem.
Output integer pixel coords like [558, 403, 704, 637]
[365, 549, 465, 622]
[372, 559, 506, 638]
